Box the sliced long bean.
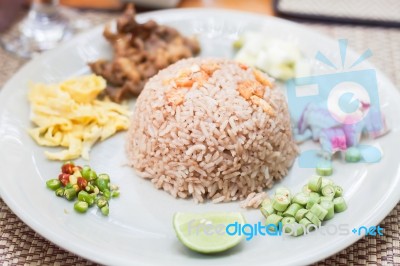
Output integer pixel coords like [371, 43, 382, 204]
[333, 197, 347, 213]
[321, 185, 336, 198]
[309, 203, 328, 220]
[295, 209, 308, 222]
[292, 192, 309, 206]
[308, 176, 322, 192]
[283, 203, 302, 217]
[272, 195, 290, 212]
[320, 200, 334, 221]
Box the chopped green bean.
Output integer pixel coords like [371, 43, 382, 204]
[74, 201, 88, 213]
[292, 192, 309, 206]
[320, 196, 334, 202]
[321, 177, 334, 188]
[299, 218, 312, 231]
[309, 203, 328, 220]
[283, 203, 302, 217]
[292, 222, 304, 236]
[282, 216, 296, 225]
[321, 185, 336, 198]
[308, 176, 322, 192]
[272, 194, 290, 212]
[333, 197, 347, 213]
[46, 179, 61, 191]
[282, 217, 296, 233]
[256, 175, 347, 237]
[320, 200, 335, 221]
[345, 147, 361, 162]
[275, 187, 291, 199]
[306, 192, 320, 209]
[261, 198, 271, 207]
[334, 186, 343, 197]
[316, 160, 333, 176]
[305, 212, 321, 227]
[302, 184, 312, 194]
[265, 214, 283, 227]
[309, 192, 320, 202]
[306, 202, 315, 210]
[260, 202, 275, 218]
[295, 209, 308, 222]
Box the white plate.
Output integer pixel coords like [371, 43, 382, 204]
[0, 9, 400, 266]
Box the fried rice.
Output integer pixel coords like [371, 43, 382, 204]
[126, 58, 298, 207]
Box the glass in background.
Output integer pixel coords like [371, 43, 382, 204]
[0, 0, 93, 58]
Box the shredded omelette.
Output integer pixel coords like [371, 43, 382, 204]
[28, 75, 130, 161]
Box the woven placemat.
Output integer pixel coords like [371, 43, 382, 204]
[0, 11, 400, 265]
[276, 0, 400, 27]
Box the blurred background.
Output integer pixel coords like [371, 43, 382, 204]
[0, 0, 276, 58]
[1, 0, 399, 58]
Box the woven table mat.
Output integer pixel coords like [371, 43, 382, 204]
[1, 10, 400, 265]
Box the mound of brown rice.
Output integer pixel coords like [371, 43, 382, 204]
[126, 58, 298, 207]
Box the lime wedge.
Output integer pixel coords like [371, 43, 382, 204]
[173, 212, 246, 254]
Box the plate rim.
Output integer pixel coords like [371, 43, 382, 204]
[0, 8, 400, 266]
